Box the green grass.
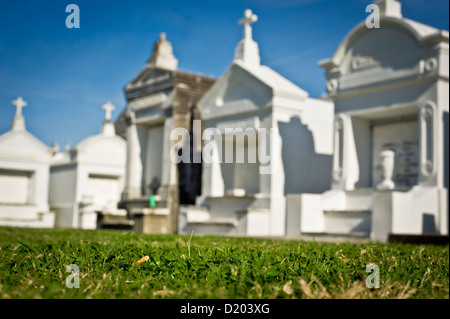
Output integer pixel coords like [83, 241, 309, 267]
[0, 227, 448, 299]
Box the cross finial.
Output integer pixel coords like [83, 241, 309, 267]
[239, 9, 258, 41]
[102, 101, 115, 122]
[12, 97, 27, 116]
[159, 32, 166, 42]
[234, 9, 260, 66]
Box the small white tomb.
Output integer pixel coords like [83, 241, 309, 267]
[292, 0, 449, 241]
[0, 97, 55, 228]
[179, 9, 334, 236]
[49, 102, 127, 229]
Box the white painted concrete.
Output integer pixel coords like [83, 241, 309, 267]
[49, 102, 126, 229]
[292, 0, 449, 242]
[180, 9, 334, 237]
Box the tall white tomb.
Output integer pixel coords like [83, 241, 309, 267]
[119, 33, 215, 234]
[179, 9, 334, 236]
[294, 0, 449, 241]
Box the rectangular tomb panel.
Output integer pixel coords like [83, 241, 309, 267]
[372, 121, 419, 188]
[0, 169, 33, 204]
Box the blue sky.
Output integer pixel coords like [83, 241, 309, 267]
[0, 0, 448, 148]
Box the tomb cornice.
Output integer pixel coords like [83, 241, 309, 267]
[68, 159, 125, 168]
[134, 111, 167, 126]
[338, 103, 418, 120]
[127, 92, 169, 112]
[436, 43, 449, 56]
[201, 103, 272, 123]
[205, 193, 270, 200]
[328, 72, 442, 100]
[271, 103, 304, 116]
[0, 153, 51, 164]
[125, 81, 173, 100]
[126, 68, 215, 99]
[172, 69, 216, 84]
[134, 104, 171, 117]
[272, 89, 308, 101]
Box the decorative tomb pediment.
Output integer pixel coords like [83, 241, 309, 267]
[127, 67, 172, 88]
[334, 26, 421, 92]
[320, 13, 446, 96]
[199, 65, 272, 121]
[0, 130, 51, 161]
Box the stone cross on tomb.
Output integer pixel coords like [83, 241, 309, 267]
[239, 9, 258, 41]
[12, 96, 27, 116]
[102, 101, 115, 122]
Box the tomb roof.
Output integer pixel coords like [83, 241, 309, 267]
[0, 129, 51, 158]
[319, 0, 448, 70]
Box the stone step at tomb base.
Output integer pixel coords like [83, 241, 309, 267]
[97, 212, 135, 231]
[179, 205, 272, 236]
[323, 209, 372, 235]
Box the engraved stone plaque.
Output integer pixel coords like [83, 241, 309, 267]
[372, 121, 418, 188]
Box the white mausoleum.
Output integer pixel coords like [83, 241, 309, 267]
[120, 33, 215, 234]
[0, 97, 55, 228]
[290, 0, 449, 241]
[179, 9, 334, 236]
[49, 102, 127, 229]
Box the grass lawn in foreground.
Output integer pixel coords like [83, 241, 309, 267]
[0, 227, 448, 299]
